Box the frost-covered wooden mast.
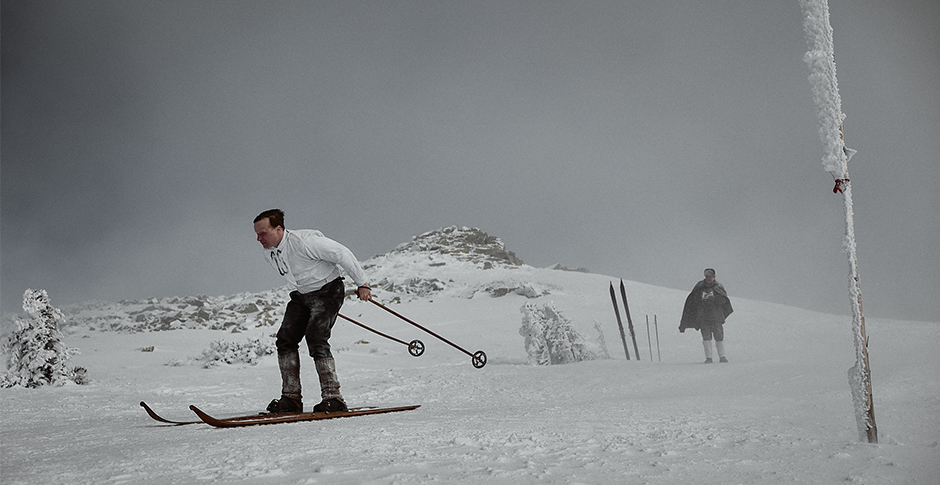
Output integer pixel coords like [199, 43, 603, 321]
[799, 0, 877, 443]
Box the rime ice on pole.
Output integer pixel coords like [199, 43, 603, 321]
[799, 0, 876, 443]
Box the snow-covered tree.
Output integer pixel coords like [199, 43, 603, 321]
[1, 289, 88, 388]
[519, 302, 607, 365]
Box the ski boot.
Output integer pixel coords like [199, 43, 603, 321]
[313, 398, 348, 413]
[266, 396, 303, 414]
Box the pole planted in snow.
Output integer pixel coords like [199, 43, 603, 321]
[800, 0, 876, 443]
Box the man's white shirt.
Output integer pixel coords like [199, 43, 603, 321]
[263, 229, 368, 293]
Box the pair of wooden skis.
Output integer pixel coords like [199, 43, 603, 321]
[140, 401, 419, 428]
[609, 279, 640, 360]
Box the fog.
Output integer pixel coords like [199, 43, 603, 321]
[2, 0, 938, 322]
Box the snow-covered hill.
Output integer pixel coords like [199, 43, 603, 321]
[39, 226, 558, 333]
[1, 226, 938, 484]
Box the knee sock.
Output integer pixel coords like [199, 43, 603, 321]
[315, 356, 343, 401]
[278, 350, 302, 401]
[703, 340, 714, 360]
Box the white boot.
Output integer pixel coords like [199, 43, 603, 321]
[703, 340, 714, 363]
[716, 340, 728, 363]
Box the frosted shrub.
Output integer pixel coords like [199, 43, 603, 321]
[186, 338, 275, 368]
[519, 303, 551, 365]
[519, 302, 607, 365]
[1, 289, 88, 388]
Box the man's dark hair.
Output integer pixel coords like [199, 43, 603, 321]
[254, 209, 285, 229]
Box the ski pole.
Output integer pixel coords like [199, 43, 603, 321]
[338, 313, 425, 357]
[369, 299, 487, 368]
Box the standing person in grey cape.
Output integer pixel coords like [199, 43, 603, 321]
[253, 209, 373, 413]
[679, 268, 733, 363]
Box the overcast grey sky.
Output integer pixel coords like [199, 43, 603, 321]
[2, 0, 938, 322]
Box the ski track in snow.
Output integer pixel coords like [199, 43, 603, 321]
[2, 266, 939, 484]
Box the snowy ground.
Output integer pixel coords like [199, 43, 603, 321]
[2, 268, 938, 484]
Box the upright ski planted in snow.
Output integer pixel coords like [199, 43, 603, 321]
[620, 279, 641, 360]
[609, 282, 631, 360]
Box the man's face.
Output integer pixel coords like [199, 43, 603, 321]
[254, 219, 284, 249]
[705, 276, 715, 283]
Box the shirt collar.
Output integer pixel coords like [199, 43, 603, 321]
[275, 229, 291, 250]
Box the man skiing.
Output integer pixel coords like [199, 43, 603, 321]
[679, 268, 733, 363]
[253, 209, 372, 413]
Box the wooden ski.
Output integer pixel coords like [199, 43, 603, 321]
[189, 404, 420, 428]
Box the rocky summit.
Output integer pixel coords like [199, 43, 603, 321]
[363, 226, 552, 300]
[385, 226, 523, 269]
